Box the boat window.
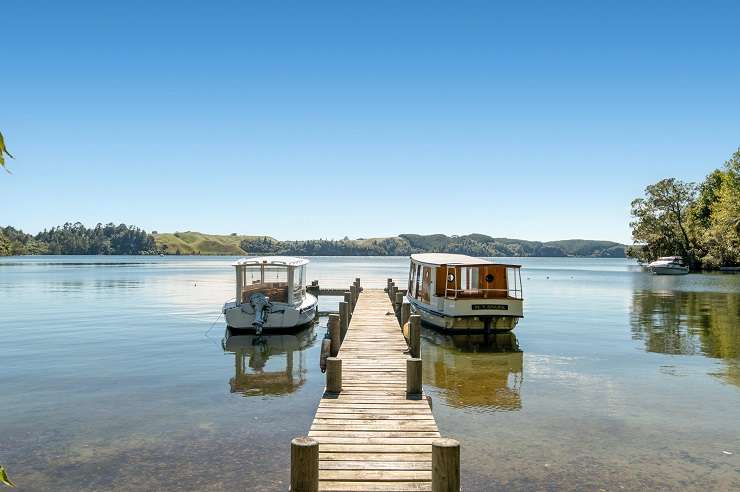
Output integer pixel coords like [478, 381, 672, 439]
[443, 265, 520, 300]
[239, 264, 290, 304]
[506, 267, 523, 300]
[244, 265, 263, 284]
[293, 265, 305, 301]
[415, 264, 422, 299]
[263, 266, 288, 284]
[420, 266, 431, 302]
[408, 262, 415, 293]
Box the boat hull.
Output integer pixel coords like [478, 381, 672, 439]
[223, 293, 318, 330]
[649, 266, 689, 275]
[408, 296, 520, 333]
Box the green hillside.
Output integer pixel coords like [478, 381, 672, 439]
[235, 233, 627, 258]
[153, 232, 274, 255]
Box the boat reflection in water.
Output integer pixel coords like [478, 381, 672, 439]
[422, 330, 523, 412]
[222, 328, 317, 397]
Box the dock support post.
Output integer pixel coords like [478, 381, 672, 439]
[339, 301, 349, 341]
[291, 436, 319, 492]
[401, 301, 410, 331]
[394, 291, 404, 322]
[326, 357, 342, 393]
[344, 291, 352, 318]
[350, 284, 358, 311]
[409, 314, 421, 358]
[432, 438, 460, 492]
[355, 277, 361, 294]
[328, 313, 341, 357]
[406, 357, 422, 396]
[386, 278, 392, 293]
[390, 284, 398, 304]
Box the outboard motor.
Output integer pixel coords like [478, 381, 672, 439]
[248, 293, 272, 338]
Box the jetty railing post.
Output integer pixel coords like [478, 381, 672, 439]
[409, 314, 421, 358]
[394, 291, 404, 323]
[326, 357, 342, 393]
[350, 284, 358, 311]
[406, 357, 422, 396]
[339, 301, 349, 341]
[354, 277, 361, 295]
[432, 438, 460, 492]
[386, 278, 392, 294]
[328, 313, 341, 357]
[344, 290, 352, 320]
[291, 436, 319, 492]
[401, 300, 410, 331]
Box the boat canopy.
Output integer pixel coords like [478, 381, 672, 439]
[233, 256, 308, 306]
[410, 253, 520, 268]
[233, 256, 309, 267]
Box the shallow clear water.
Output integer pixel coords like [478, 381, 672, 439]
[1, 256, 738, 491]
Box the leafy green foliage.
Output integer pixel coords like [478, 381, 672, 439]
[629, 148, 740, 270]
[0, 131, 15, 173]
[0, 465, 15, 488]
[629, 178, 698, 266]
[0, 223, 159, 256]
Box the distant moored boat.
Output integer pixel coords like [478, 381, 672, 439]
[647, 256, 689, 275]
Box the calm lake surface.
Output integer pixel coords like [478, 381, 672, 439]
[1, 256, 739, 491]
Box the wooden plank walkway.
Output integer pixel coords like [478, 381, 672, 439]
[309, 289, 438, 491]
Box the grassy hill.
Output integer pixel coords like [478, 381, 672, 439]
[153, 232, 274, 255]
[155, 231, 627, 257]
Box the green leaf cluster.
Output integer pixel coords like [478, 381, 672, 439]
[629, 148, 740, 269]
[0, 223, 161, 256]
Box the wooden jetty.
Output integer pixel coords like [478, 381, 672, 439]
[291, 280, 460, 492]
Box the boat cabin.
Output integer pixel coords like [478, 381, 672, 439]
[408, 253, 523, 303]
[233, 256, 308, 306]
[406, 253, 524, 332]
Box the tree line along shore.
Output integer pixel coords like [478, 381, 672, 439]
[4, 146, 737, 267]
[628, 148, 740, 270]
[0, 226, 626, 258]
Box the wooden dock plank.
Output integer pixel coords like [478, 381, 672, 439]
[304, 289, 440, 491]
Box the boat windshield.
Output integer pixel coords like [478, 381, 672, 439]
[655, 257, 684, 265]
[238, 264, 290, 304]
[442, 264, 523, 300]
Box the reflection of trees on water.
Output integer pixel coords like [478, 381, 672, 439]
[631, 290, 740, 387]
[222, 328, 317, 396]
[422, 331, 523, 412]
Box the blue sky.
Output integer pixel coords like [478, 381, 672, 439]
[2, 1, 739, 243]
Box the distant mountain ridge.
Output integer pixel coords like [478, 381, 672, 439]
[154, 231, 627, 258]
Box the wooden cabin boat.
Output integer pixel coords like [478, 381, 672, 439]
[405, 253, 524, 332]
[222, 256, 317, 333]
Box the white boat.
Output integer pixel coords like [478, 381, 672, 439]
[647, 256, 689, 275]
[405, 253, 524, 333]
[222, 256, 317, 333]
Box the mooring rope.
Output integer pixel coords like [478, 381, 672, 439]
[204, 311, 223, 338]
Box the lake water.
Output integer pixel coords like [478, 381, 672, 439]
[1, 256, 739, 491]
